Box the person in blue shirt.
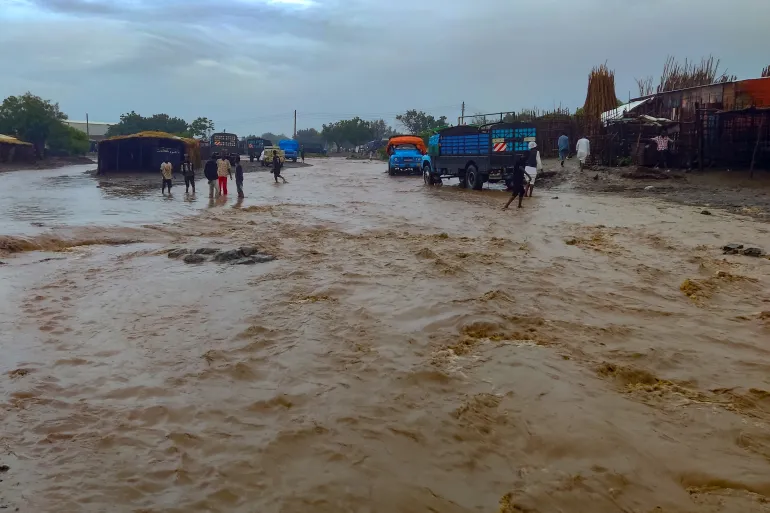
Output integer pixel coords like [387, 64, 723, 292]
[558, 134, 569, 167]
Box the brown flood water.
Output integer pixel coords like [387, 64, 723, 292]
[2, 158, 770, 512]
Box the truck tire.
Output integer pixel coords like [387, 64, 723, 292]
[388, 165, 395, 176]
[466, 165, 483, 190]
[423, 164, 433, 185]
[292, 158, 297, 163]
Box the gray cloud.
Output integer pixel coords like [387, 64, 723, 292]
[2, 0, 769, 135]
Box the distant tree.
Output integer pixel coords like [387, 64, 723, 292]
[48, 122, 89, 156]
[106, 111, 189, 137]
[188, 117, 214, 138]
[367, 119, 395, 140]
[261, 132, 290, 143]
[321, 122, 344, 151]
[295, 128, 324, 145]
[395, 110, 448, 134]
[0, 92, 68, 157]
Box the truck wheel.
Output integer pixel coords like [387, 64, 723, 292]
[388, 165, 395, 176]
[423, 165, 433, 185]
[466, 165, 483, 190]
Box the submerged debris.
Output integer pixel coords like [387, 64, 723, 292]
[169, 246, 275, 266]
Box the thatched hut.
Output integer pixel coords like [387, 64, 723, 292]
[97, 131, 201, 173]
[0, 134, 35, 164]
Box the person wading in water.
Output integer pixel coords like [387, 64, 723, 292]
[204, 155, 218, 198]
[160, 159, 173, 195]
[272, 151, 287, 183]
[502, 158, 531, 210]
[181, 155, 195, 194]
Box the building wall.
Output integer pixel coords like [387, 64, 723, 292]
[64, 121, 113, 140]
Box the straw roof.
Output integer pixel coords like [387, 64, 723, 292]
[103, 130, 197, 147]
[0, 134, 32, 146]
[101, 131, 201, 166]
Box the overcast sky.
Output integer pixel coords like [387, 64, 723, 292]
[1, 0, 768, 136]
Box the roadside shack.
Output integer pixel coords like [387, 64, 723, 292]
[0, 134, 35, 164]
[97, 131, 201, 174]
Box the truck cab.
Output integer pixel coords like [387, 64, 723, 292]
[279, 139, 300, 162]
[386, 136, 427, 176]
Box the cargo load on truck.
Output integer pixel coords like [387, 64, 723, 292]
[422, 122, 537, 192]
[279, 139, 300, 162]
[210, 132, 239, 165]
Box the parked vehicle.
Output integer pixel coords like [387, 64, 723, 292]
[278, 139, 300, 162]
[300, 143, 327, 155]
[386, 136, 427, 175]
[247, 137, 272, 162]
[421, 123, 536, 191]
[260, 147, 286, 167]
[210, 132, 239, 165]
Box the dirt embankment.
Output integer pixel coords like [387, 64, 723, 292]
[0, 155, 95, 173]
[537, 158, 770, 220]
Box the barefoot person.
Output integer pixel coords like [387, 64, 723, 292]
[235, 158, 244, 198]
[217, 154, 232, 195]
[502, 159, 531, 210]
[272, 151, 287, 183]
[181, 155, 195, 194]
[160, 159, 173, 195]
[204, 155, 218, 198]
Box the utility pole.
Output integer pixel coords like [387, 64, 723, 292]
[461, 102, 465, 125]
[293, 110, 297, 138]
[86, 113, 90, 140]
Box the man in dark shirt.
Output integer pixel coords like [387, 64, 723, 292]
[301, 147, 306, 163]
[181, 156, 195, 194]
[203, 155, 219, 198]
[235, 159, 244, 198]
[272, 152, 287, 183]
[503, 160, 531, 210]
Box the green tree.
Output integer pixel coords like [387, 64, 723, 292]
[188, 117, 214, 138]
[0, 92, 68, 157]
[295, 128, 324, 145]
[395, 110, 448, 134]
[367, 119, 395, 141]
[48, 122, 89, 156]
[339, 117, 373, 147]
[106, 111, 190, 137]
[321, 122, 344, 151]
[261, 132, 290, 143]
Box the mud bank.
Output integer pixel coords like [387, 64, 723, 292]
[539, 158, 770, 221]
[0, 155, 94, 173]
[1, 159, 770, 513]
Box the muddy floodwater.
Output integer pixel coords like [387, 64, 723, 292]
[1, 158, 770, 512]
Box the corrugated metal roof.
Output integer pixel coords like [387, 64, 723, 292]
[601, 98, 650, 125]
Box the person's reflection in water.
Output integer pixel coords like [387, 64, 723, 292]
[234, 196, 244, 209]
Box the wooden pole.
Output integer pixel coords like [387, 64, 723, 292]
[696, 102, 703, 172]
[750, 114, 765, 179]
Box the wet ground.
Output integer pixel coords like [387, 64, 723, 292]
[2, 158, 770, 512]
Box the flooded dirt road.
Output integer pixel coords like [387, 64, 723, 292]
[2, 158, 770, 512]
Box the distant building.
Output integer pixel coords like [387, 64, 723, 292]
[64, 121, 114, 142]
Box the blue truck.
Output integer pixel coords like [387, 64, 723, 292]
[386, 136, 427, 175]
[421, 122, 537, 190]
[279, 139, 300, 162]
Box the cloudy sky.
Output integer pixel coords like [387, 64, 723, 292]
[1, 0, 768, 136]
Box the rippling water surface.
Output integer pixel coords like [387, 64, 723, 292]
[1, 158, 770, 512]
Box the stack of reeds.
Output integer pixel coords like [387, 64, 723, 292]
[583, 64, 618, 121]
[656, 55, 736, 93]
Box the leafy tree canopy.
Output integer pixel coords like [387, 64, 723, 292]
[0, 92, 68, 156]
[395, 110, 448, 135]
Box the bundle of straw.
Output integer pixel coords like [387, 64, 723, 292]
[583, 63, 618, 121]
[656, 55, 735, 93]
